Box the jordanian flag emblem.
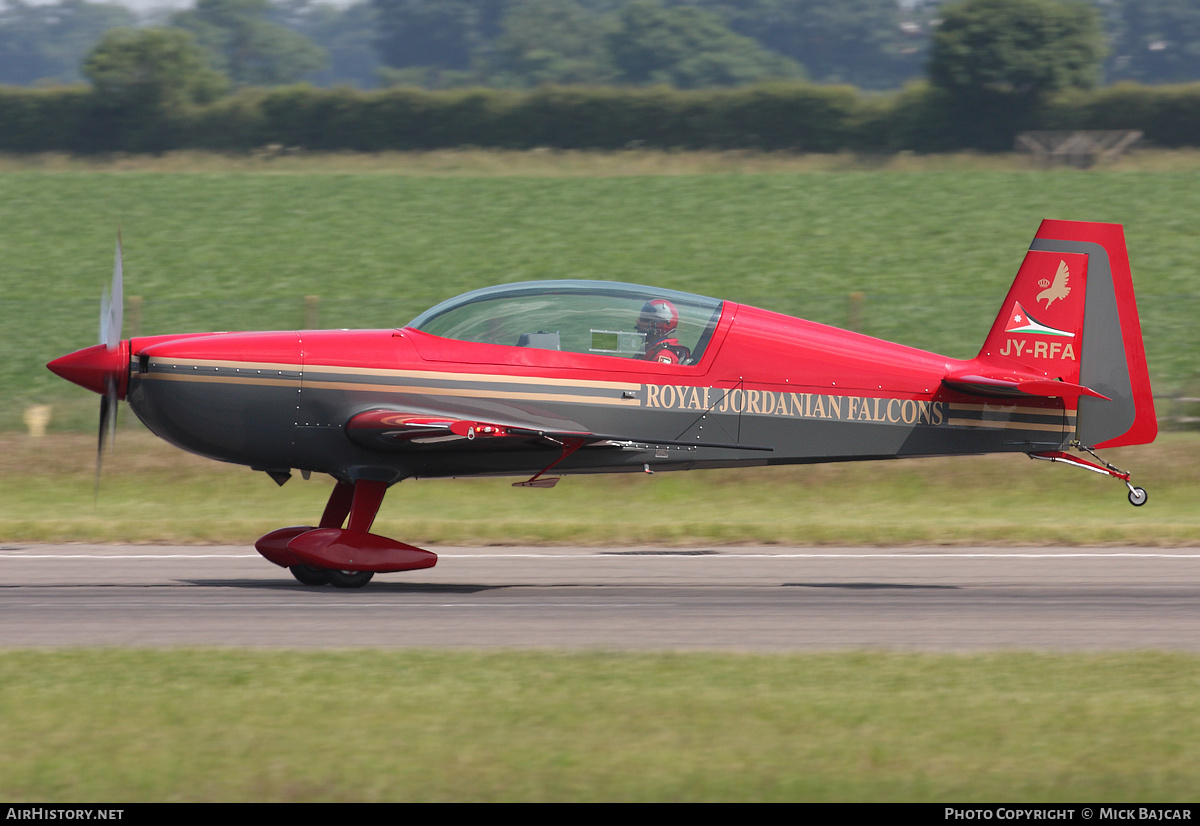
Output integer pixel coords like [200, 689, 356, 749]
[1004, 302, 1074, 337]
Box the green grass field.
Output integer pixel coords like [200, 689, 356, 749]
[6, 152, 1200, 431]
[3, 649, 1199, 802]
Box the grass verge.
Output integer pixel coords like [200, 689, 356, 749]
[2, 649, 1199, 802]
[2, 432, 1197, 546]
[8, 147, 1200, 175]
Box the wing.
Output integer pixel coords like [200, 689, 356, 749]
[344, 408, 773, 453]
[345, 409, 581, 451]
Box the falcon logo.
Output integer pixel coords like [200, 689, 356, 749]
[1036, 259, 1071, 309]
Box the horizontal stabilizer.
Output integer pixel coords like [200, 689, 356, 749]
[942, 370, 1110, 402]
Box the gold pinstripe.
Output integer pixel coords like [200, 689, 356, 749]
[946, 418, 1066, 432]
[948, 403, 1077, 418]
[141, 359, 638, 406]
[143, 373, 300, 389]
[148, 357, 641, 391]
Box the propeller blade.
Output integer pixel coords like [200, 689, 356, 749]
[96, 381, 117, 495]
[95, 233, 124, 494]
[101, 234, 123, 350]
[99, 288, 108, 347]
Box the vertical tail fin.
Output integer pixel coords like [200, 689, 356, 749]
[975, 220, 1156, 449]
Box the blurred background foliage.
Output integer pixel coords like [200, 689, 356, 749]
[1, 0, 1199, 93]
[3, 1, 1200, 153]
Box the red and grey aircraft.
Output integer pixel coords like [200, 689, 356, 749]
[48, 219, 1157, 588]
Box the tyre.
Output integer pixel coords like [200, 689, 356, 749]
[290, 565, 331, 586]
[327, 569, 374, 589]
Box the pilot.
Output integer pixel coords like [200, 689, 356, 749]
[636, 299, 691, 365]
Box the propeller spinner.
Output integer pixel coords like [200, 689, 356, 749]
[46, 236, 129, 487]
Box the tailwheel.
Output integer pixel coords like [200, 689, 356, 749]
[326, 569, 374, 589]
[1128, 486, 1148, 507]
[290, 564, 331, 586]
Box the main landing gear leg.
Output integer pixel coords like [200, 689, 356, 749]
[1029, 443, 1147, 507]
[284, 480, 359, 586]
[321, 479, 387, 588]
[285, 479, 387, 588]
[319, 479, 355, 528]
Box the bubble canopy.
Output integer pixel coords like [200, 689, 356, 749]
[407, 280, 725, 364]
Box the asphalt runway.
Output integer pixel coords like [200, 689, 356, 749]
[2, 544, 1199, 650]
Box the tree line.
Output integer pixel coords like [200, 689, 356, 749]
[3, 0, 1200, 155]
[3, 0, 1200, 93]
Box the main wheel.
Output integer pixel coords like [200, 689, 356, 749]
[327, 569, 374, 589]
[1128, 487, 1148, 507]
[290, 565, 330, 586]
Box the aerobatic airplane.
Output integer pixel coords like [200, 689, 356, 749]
[48, 219, 1156, 587]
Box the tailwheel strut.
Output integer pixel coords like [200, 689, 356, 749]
[1030, 442, 1147, 507]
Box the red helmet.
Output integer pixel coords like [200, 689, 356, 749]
[636, 299, 678, 339]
